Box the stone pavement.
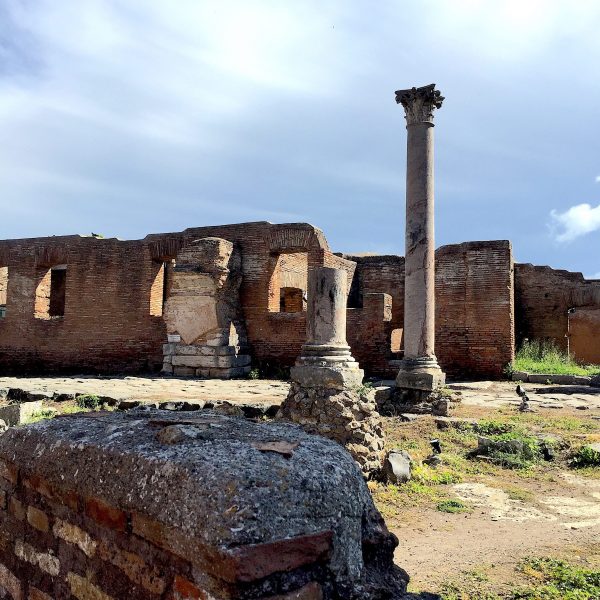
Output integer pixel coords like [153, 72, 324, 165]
[0, 376, 598, 412]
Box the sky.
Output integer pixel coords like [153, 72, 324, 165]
[1, 1, 599, 278]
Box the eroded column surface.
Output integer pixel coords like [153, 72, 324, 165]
[291, 266, 363, 387]
[394, 84, 446, 392]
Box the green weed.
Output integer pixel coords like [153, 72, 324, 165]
[511, 339, 600, 376]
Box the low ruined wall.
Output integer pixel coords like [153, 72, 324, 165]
[515, 264, 600, 354]
[0, 237, 166, 374]
[0, 411, 407, 599]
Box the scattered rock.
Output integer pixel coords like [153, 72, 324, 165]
[6, 388, 53, 403]
[435, 417, 477, 430]
[423, 454, 442, 467]
[382, 450, 412, 484]
[117, 400, 141, 411]
[0, 419, 7, 433]
[575, 405, 590, 411]
[591, 375, 600, 388]
[0, 400, 43, 426]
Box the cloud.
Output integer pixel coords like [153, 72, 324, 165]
[550, 203, 600, 242]
[596, 175, 600, 182]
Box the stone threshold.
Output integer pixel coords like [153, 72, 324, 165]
[510, 371, 599, 387]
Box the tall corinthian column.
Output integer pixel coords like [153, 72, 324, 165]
[394, 84, 445, 393]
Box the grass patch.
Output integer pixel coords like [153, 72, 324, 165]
[437, 499, 471, 513]
[511, 339, 600, 376]
[513, 557, 600, 599]
[504, 485, 534, 502]
[477, 430, 543, 470]
[23, 409, 56, 424]
[75, 394, 103, 410]
[571, 445, 600, 468]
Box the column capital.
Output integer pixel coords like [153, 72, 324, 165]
[395, 83, 444, 126]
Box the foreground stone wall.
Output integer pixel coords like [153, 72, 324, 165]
[0, 411, 408, 599]
[515, 264, 600, 357]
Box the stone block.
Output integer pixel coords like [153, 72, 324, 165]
[172, 355, 218, 368]
[290, 365, 364, 390]
[172, 367, 196, 377]
[382, 450, 412, 484]
[510, 371, 529, 382]
[591, 375, 600, 388]
[573, 376, 592, 386]
[162, 343, 177, 356]
[161, 363, 173, 375]
[527, 374, 553, 384]
[395, 369, 445, 392]
[0, 400, 43, 427]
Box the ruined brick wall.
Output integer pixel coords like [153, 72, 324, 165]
[570, 308, 600, 364]
[0, 412, 408, 599]
[0, 223, 354, 375]
[436, 241, 514, 379]
[514, 264, 600, 354]
[344, 241, 514, 379]
[0, 237, 166, 374]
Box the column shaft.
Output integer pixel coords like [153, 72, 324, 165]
[404, 122, 436, 358]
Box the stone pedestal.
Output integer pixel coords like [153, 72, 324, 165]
[394, 84, 446, 403]
[279, 267, 385, 476]
[162, 237, 251, 378]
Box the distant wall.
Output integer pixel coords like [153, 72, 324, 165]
[344, 240, 515, 379]
[514, 264, 600, 355]
[436, 241, 515, 379]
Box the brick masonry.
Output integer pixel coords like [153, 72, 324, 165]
[515, 264, 600, 359]
[1, 222, 597, 381]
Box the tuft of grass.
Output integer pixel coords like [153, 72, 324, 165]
[75, 394, 102, 410]
[504, 486, 534, 502]
[247, 368, 260, 380]
[23, 409, 56, 424]
[437, 499, 471, 513]
[476, 419, 517, 436]
[511, 339, 600, 376]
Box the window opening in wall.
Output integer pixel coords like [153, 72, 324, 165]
[279, 287, 305, 313]
[35, 265, 67, 319]
[0, 266, 7, 318]
[390, 328, 403, 353]
[268, 251, 308, 313]
[150, 261, 170, 317]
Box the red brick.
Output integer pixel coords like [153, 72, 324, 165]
[170, 576, 208, 600]
[85, 497, 127, 532]
[27, 505, 49, 533]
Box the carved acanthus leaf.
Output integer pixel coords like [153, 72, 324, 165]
[395, 84, 444, 125]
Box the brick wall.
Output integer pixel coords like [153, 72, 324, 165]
[570, 308, 600, 364]
[514, 264, 600, 352]
[436, 241, 514, 379]
[344, 241, 515, 379]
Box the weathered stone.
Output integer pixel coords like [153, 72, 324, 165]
[591, 375, 600, 388]
[290, 365, 364, 391]
[510, 370, 529, 382]
[434, 417, 477, 430]
[0, 411, 409, 598]
[382, 450, 412, 484]
[0, 400, 43, 426]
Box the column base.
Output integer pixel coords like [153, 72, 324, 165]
[394, 356, 445, 392]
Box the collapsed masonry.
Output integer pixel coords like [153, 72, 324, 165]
[0, 411, 409, 599]
[161, 237, 251, 378]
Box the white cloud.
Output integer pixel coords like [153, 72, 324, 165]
[596, 175, 600, 182]
[550, 203, 600, 242]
